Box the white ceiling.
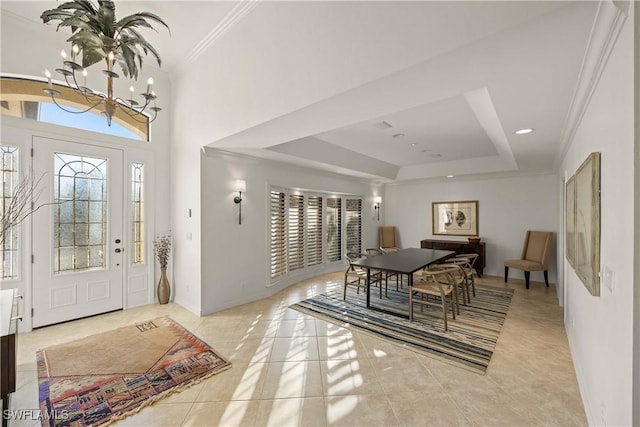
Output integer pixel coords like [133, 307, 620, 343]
[314, 95, 499, 168]
[1, 1, 599, 182]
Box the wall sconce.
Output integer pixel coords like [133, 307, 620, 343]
[234, 179, 246, 224]
[373, 196, 382, 221]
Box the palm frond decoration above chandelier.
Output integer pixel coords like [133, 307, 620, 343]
[40, 0, 170, 126]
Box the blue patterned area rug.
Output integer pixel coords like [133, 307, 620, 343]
[37, 317, 231, 426]
[290, 285, 513, 374]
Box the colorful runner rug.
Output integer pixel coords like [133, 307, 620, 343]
[37, 317, 231, 426]
[290, 285, 513, 374]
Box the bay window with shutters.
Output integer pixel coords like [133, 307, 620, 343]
[326, 197, 342, 263]
[346, 198, 362, 253]
[306, 196, 323, 267]
[270, 190, 287, 279]
[288, 194, 304, 272]
[269, 187, 361, 283]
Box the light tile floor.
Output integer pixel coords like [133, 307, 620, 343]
[9, 273, 587, 426]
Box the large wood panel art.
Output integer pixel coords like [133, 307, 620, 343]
[565, 152, 601, 296]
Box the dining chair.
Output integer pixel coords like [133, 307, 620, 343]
[459, 254, 478, 298]
[440, 259, 472, 304]
[409, 265, 459, 331]
[344, 252, 383, 300]
[456, 253, 480, 281]
[426, 264, 463, 313]
[365, 248, 401, 291]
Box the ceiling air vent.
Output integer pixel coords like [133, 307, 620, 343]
[373, 121, 393, 130]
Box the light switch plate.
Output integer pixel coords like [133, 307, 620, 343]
[603, 265, 615, 294]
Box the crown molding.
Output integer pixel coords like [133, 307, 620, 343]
[554, 0, 629, 170]
[201, 146, 382, 186]
[179, 0, 259, 71]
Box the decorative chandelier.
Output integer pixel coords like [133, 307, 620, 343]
[40, 0, 170, 126]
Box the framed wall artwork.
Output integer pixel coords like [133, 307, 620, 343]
[566, 152, 601, 296]
[432, 200, 478, 236]
[565, 175, 576, 267]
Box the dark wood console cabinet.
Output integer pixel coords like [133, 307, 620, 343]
[420, 239, 486, 276]
[1, 289, 19, 427]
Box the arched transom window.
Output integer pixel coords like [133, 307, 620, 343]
[1, 76, 148, 141]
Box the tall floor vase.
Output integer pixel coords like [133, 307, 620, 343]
[157, 266, 170, 304]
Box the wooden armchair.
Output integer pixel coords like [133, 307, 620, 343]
[410, 265, 459, 331]
[344, 252, 383, 300]
[366, 248, 400, 291]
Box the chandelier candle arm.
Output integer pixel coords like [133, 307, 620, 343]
[49, 94, 106, 115]
[44, 69, 52, 89]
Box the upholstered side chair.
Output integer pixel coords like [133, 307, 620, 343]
[379, 226, 399, 253]
[504, 230, 553, 289]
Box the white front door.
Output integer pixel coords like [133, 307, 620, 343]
[32, 136, 124, 327]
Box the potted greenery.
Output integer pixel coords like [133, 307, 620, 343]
[153, 235, 172, 304]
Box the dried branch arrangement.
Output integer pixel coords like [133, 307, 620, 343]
[1, 173, 46, 246]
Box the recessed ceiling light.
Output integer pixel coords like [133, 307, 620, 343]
[446, 175, 454, 178]
[515, 128, 534, 135]
[410, 143, 416, 147]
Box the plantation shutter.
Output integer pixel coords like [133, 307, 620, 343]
[306, 196, 323, 266]
[288, 194, 304, 271]
[270, 190, 287, 279]
[326, 198, 342, 262]
[346, 198, 362, 253]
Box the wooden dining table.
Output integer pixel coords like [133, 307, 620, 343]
[350, 248, 455, 318]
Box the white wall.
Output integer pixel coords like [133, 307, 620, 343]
[167, 122, 201, 315]
[634, 2, 640, 424]
[385, 174, 559, 284]
[168, 63, 204, 315]
[560, 5, 635, 425]
[199, 150, 383, 315]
